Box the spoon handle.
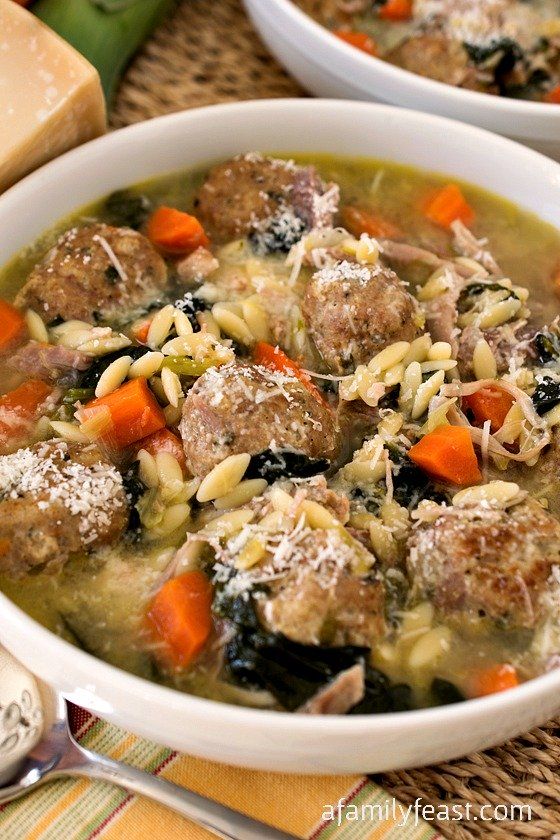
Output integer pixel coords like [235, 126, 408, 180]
[64, 744, 300, 840]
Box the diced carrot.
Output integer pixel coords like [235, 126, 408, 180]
[423, 184, 475, 229]
[147, 571, 214, 669]
[333, 29, 377, 56]
[80, 378, 165, 449]
[408, 425, 482, 486]
[544, 85, 560, 104]
[135, 428, 186, 472]
[462, 386, 515, 433]
[147, 206, 210, 255]
[0, 380, 53, 447]
[470, 664, 519, 698]
[253, 341, 328, 407]
[378, 0, 413, 21]
[132, 318, 152, 345]
[340, 205, 402, 240]
[0, 300, 25, 351]
[0, 539, 10, 557]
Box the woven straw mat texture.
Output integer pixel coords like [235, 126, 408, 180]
[111, 1, 560, 838]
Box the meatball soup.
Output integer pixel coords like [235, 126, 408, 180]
[1, 151, 560, 715]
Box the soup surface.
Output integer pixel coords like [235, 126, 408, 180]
[2, 151, 560, 715]
[296, 0, 560, 102]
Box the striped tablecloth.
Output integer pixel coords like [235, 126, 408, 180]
[0, 706, 439, 840]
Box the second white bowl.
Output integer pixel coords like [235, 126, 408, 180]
[244, 0, 560, 160]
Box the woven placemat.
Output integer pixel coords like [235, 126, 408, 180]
[111, 2, 560, 837]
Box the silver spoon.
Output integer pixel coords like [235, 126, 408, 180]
[0, 680, 299, 840]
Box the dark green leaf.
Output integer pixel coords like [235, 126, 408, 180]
[457, 282, 518, 314]
[431, 678, 465, 706]
[532, 376, 560, 416]
[245, 450, 330, 481]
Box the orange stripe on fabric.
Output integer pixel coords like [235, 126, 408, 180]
[110, 733, 138, 762]
[102, 753, 361, 840]
[25, 779, 91, 840]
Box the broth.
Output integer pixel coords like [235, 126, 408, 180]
[1, 152, 560, 712]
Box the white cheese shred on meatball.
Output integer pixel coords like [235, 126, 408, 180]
[92, 234, 129, 283]
[0, 441, 124, 543]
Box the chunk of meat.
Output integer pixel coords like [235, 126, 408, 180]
[15, 224, 168, 324]
[179, 362, 339, 476]
[407, 499, 560, 629]
[175, 246, 219, 284]
[298, 664, 365, 714]
[451, 220, 501, 275]
[195, 153, 339, 248]
[0, 440, 128, 577]
[302, 260, 421, 373]
[300, 475, 350, 523]
[457, 322, 535, 379]
[9, 341, 90, 383]
[422, 268, 465, 352]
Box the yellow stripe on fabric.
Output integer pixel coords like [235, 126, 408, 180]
[0, 712, 437, 840]
[25, 779, 91, 840]
[40, 783, 127, 840]
[312, 782, 439, 840]
[103, 752, 363, 840]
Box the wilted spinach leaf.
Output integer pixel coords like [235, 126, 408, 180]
[532, 376, 560, 416]
[222, 596, 412, 713]
[78, 346, 146, 389]
[431, 678, 465, 706]
[457, 282, 518, 314]
[533, 332, 560, 365]
[388, 447, 448, 510]
[246, 450, 330, 481]
[104, 189, 152, 230]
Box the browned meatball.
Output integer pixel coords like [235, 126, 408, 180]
[386, 34, 473, 86]
[179, 362, 339, 476]
[258, 528, 384, 646]
[195, 153, 339, 248]
[0, 440, 128, 577]
[302, 260, 422, 373]
[407, 500, 560, 629]
[15, 223, 168, 324]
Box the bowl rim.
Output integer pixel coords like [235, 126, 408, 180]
[254, 0, 560, 120]
[1, 96, 560, 735]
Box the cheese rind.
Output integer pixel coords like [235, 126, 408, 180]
[0, 0, 106, 193]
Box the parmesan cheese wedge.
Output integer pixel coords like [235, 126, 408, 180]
[0, 0, 106, 193]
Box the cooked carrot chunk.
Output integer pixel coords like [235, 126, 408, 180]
[148, 571, 214, 669]
[0, 380, 53, 448]
[470, 664, 519, 697]
[132, 318, 152, 345]
[147, 206, 210, 254]
[333, 30, 377, 56]
[80, 378, 165, 448]
[135, 428, 186, 472]
[253, 341, 328, 406]
[408, 425, 482, 486]
[378, 0, 413, 21]
[340, 205, 402, 240]
[462, 386, 515, 433]
[423, 184, 475, 229]
[544, 85, 560, 104]
[0, 300, 25, 351]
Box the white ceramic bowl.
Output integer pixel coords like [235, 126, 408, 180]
[2, 99, 560, 774]
[244, 0, 560, 160]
